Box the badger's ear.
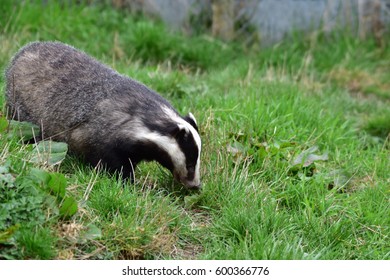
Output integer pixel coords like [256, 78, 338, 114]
[172, 123, 189, 140]
[184, 112, 198, 131]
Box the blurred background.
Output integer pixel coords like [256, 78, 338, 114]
[95, 0, 389, 46]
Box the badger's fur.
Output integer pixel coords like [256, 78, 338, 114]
[5, 41, 201, 188]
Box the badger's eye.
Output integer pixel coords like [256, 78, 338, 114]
[187, 165, 195, 173]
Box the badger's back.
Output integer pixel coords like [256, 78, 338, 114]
[6, 41, 172, 139]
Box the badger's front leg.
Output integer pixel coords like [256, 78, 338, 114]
[98, 150, 137, 183]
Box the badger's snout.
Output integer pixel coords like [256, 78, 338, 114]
[174, 171, 201, 189]
[183, 179, 202, 189]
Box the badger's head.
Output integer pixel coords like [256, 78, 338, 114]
[157, 107, 201, 188]
[169, 112, 202, 189]
[133, 107, 202, 189]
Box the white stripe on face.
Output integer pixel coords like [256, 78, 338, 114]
[129, 123, 187, 177]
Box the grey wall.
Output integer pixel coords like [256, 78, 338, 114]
[252, 0, 349, 43]
[137, 0, 389, 45]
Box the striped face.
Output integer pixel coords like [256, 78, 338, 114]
[126, 108, 201, 189]
[155, 106, 201, 188]
[172, 113, 201, 188]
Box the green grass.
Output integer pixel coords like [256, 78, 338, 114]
[0, 0, 389, 260]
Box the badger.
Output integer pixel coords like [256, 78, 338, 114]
[5, 41, 201, 188]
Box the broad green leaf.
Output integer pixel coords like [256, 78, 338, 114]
[184, 194, 202, 209]
[59, 197, 78, 218]
[0, 166, 14, 185]
[48, 173, 67, 199]
[38, 141, 68, 154]
[44, 195, 60, 216]
[7, 120, 40, 141]
[29, 168, 51, 185]
[324, 169, 351, 190]
[31, 141, 68, 166]
[226, 142, 246, 155]
[0, 166, 9, 174]
[292, 146, 328, 167]
[81, 224, 102, 241]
